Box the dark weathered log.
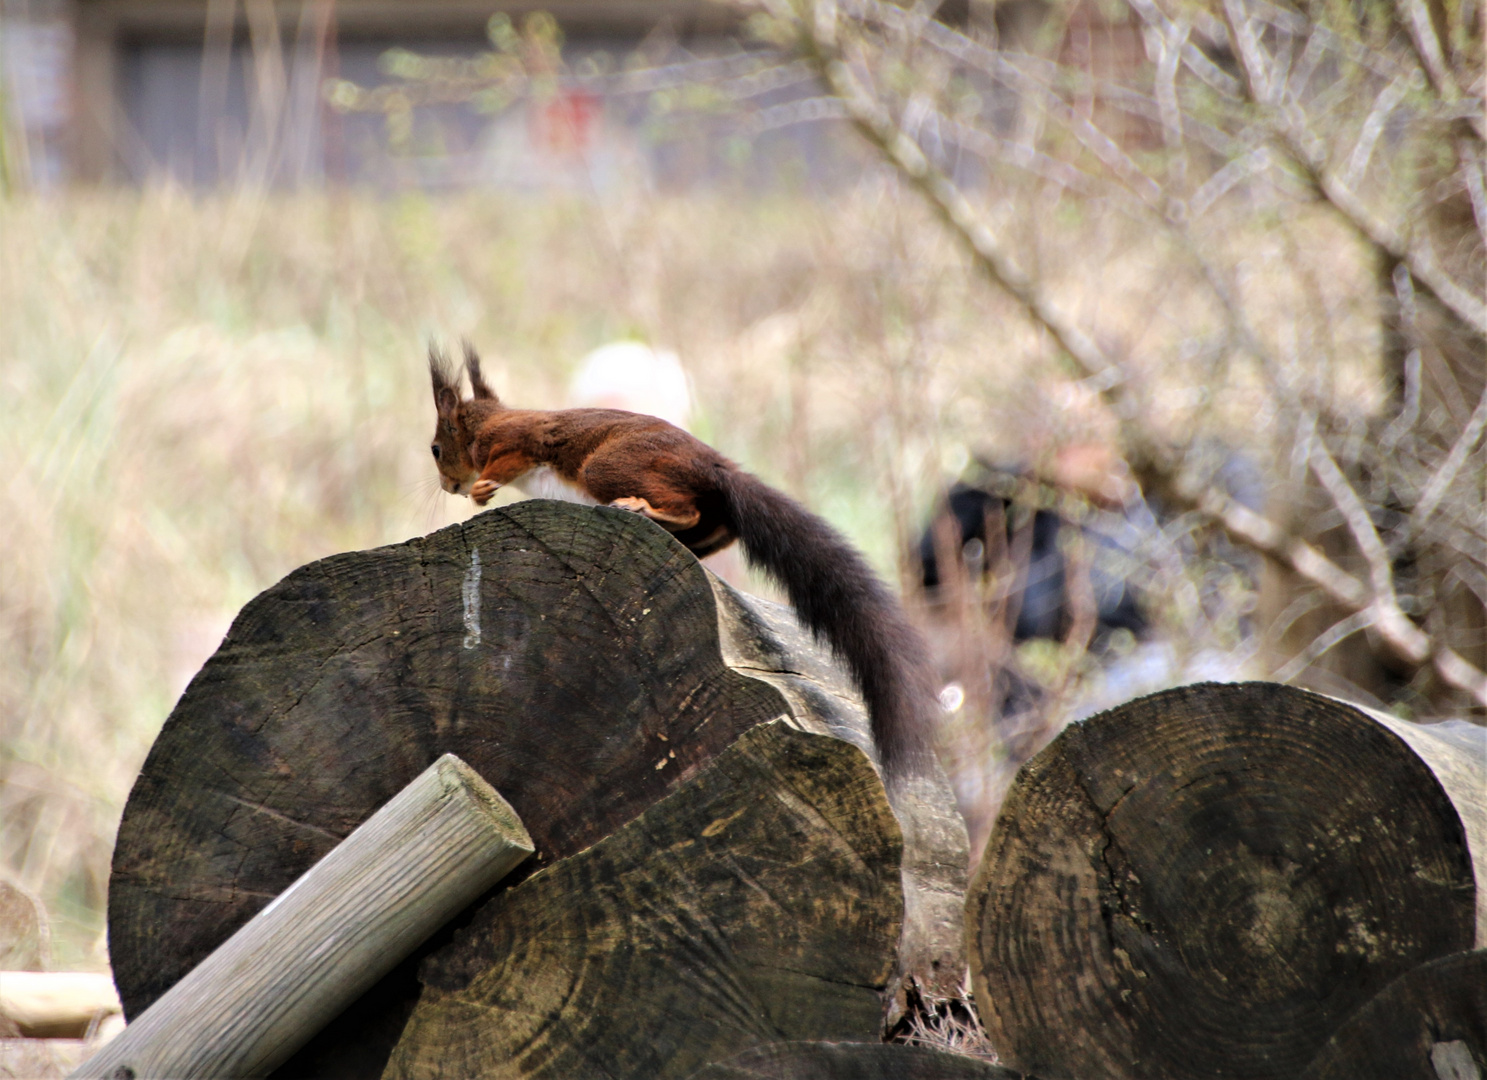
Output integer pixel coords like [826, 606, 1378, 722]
[1300, 949, 1487, 1080]
[685, 1040, 1025, 1079]
[967, 681, 1481, 1080]
[108, 500, 967, 1077]
[707, 584, 970, 1020]
[386, 722, 900, 1079]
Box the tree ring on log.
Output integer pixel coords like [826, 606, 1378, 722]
[386, 722, 904, 1080]
[968, 681, 1477, 1080]
[1300, 948, 1487, 1080]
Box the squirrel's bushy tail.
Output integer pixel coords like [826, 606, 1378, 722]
[715, 468, 936, 782]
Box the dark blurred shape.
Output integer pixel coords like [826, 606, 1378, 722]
[919, 477, 1147, 645]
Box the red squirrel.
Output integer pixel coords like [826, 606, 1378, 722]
[429, 344, 936, 782]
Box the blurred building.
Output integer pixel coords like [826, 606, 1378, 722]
[0, 0, 885, 188]
[0, 0, 1154, 191]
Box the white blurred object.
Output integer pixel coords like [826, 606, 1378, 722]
[939, 682, 966, 713]
[569, 342, 692, 430]
[0, 971, 121, 1038]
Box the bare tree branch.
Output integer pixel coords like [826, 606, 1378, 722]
[811, 41, 1120, 385]
[1218, 0, 1487, 337]
[1391, 0, 1484, 141]
[1125, 0, 1244, 96]
[1273, 608, 1377, 683]
[1459, 142, 1487, 240]
[1407, 381, 1487, 544]
[760, 0, 1487, 707]
[1306, 422, 1431, 664]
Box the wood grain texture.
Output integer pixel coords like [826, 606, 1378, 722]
[75, 755, 531, 1080]
[708, 581, 970, 1016]
[108, 500, 966, 1076]
[1300, 949, 1487, 1080]
[685, 1040, 1026, 1079]
[1366, 717, 1487, 945]
[968, 682, 1478, 1080]
[385, 722, 902, 1080]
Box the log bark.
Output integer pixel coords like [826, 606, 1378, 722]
[685, 1040, 1026, 1079]
[967, 681, 1481, 1080]
[75, 755, 531, 1080]
[1300, 949, 1487, 1080]
[107, 500, 967, 1077]
[1364, 716, 1487, 945]
[386, 722, 905, 1080]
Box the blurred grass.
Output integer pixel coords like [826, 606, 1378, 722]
[0, 181, 1383, 967]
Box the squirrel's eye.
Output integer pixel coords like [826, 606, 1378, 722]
[431, 445, 442, 460]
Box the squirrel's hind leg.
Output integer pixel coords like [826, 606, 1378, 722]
[608, 496, 701, 531]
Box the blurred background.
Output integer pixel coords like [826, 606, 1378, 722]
[1, 0, 1482, 977]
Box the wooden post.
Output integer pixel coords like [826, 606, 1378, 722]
[967, 681, 1482, 1080]
[72, 754, 532, 1080]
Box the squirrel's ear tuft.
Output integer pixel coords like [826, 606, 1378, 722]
[463, 340, 498, 402]
[429, 345, 461, 418]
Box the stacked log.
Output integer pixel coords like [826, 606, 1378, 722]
[386, 723, 905, 1079]
[106, 501, 969, 1079]
[102, 499, 1485, 1078]
[1300, 948, 1487, 1080]
[967, 681, 1484, 1080]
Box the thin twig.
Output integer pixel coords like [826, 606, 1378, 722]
[1459, 142, 1487, 240]
[1380, 264, 1424, 451]
[1273, 608, 1377, 683]
[1341, 76, 1412, 191]
[1306, 422, 1431, 664]
[1407, 381, 1487, 546]
[1391, 0, 1484, 141]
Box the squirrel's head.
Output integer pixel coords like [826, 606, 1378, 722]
[428, 342, 500, 495]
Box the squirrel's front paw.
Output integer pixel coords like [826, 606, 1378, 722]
[471, 480, 499, 505]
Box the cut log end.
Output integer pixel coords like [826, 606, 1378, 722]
[386, 722, 905, 1080]
[968, 681, 1479, 1080]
